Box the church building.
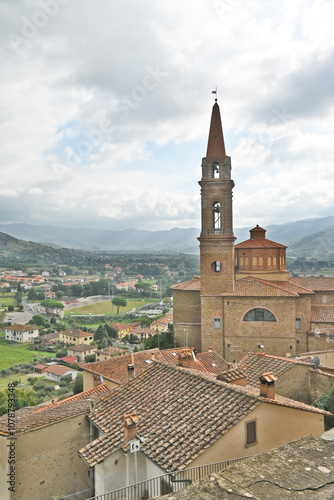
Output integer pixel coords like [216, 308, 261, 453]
[171, 99, 334, 361]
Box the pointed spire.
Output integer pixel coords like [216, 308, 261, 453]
[206, 101, 226, 162]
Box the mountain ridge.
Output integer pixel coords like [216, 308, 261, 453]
[0, 217, 333, 256]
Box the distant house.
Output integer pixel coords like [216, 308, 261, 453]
[59, 329, 94, 346]
[5, 324, 39, 343]
[110, 323, 131, 339]
[95, 346, 126, 362]
[44, 364, 78, 383]
[67, 344, 97, 362]
[34, 364, 48, 374]
[34, 332, 59, 345]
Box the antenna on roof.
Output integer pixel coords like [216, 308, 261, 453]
[211, 87, 218, 102]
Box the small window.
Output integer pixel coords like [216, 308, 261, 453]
[246, 420, 257, 446]
[211, 261, 222, 273]
[213, 318, 222, 329]
[243, 308, 276, 322]
[295, 318, 301, 330]
[323, 296, 327, 304]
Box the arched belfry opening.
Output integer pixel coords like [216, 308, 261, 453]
[212, 162, 220, 178]
[212, 201, 221, 231]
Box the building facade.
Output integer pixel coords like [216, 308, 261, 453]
[171, 100, 334, 361]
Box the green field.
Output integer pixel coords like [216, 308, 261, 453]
[0, 339, 55, 370]
[0, 294, 17, 308]
[65, 299, 152, 316]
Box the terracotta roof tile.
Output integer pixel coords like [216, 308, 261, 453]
[311, 305, 334, 323]
[81, 348, 228, 384]
[44, 364, 77, 376]
[225, 277, 298, 297]
[79, 363, 330, 472]
[217, 368, 247, 383]
[79, 363, 261, 471]
[6, 324, 38, 332]
[170, 276, 201, 291]
[235, 238, 286, 249]
[238, 352, 313, 387]
[60, 329, 92, 338]
[0, 384, 111, 435]
[291, 276, 334, 291]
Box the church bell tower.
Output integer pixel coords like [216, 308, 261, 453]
[198, 99, 235, 295]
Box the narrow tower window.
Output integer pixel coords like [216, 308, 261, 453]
[211, 261, 222, 273]
[212, 202, 221, 230]
[212, 163, 219, 178]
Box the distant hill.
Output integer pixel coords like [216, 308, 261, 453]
[0, 217, 333, 256]
[0, 231, 79, 264]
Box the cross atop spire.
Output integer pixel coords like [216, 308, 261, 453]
[206, 98, 226, 162]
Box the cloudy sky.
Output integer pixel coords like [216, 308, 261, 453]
[1, 0, 334, 232]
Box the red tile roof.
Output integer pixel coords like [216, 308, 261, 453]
[60, 329, 93, 338]
[6, 324, 38, 332]
[79, 362, 329, 472]
[226, 277, 298, 297]
[235, 238, 286, 249]
[0, 384, 111, 435]
[170, 276, 201, 291]
[238, 352, 314, 387]
[81, 348, 229, 384]
[311, 305, 334, 323]
[45, 364, 77, 376]
[291, 277, 334, 291]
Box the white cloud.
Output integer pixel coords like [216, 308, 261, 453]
[0, 0, 333, 232]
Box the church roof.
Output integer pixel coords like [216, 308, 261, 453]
[170, 276, 201, 291]
[312, 305, 334, 323]
[171, 276, 314, 297]
[291, 276, 334, 291]
[205, 101, 226, 162]
[224, 277, 298, 297]
[235, 237, 286, 249]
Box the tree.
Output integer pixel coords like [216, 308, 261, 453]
[70, 284, 83, 298]
[101, 336, 108, 349]
[27, 288, 38, 301]
[8, 305, 14, 312]
[112, 297, 127, 315]
[94, 324, 107, 344]
[40, 299, 64, 310]
[140, 316, 151, 328]
[73, 374, 83, 395]
[31, 314, 46, 326]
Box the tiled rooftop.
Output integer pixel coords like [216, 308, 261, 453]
[6, 324, 38, 332]
[235, 238, 286, 249]
[291, 276, 334, 291]
[170, 276, 201, 291]
[79, 362, 330, 472]
[79, 363, 261, 471]
[0, 384, 111, 436]
[225, 277, 298, 297]
[60, 329, 92, 338]
[44, 364, 77, 376]
[238, 352, 314, 387]
[81, 347, 229, 384]
[217, 367, 247, 383]
[311, 305, 334, 323]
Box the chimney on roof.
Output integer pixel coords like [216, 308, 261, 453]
[259, 372, 278, 400]
[208, 346, 213, 352]
[127, 363, 135, 380]
[124, 413, 138, 442]
[257, 352, 266, 359]
[178, 348, 192, 368]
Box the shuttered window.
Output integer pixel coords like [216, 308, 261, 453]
[246, 420, 257, 446]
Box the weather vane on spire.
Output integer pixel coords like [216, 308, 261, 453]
[211, 87, 218, 102]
